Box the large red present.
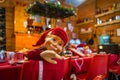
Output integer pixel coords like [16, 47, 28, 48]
[71, 57, 92, 74]
[20, 58, 71, 80]
[109, 54, 119, 66]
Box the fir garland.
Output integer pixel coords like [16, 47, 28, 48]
[26, 1, 76, 19]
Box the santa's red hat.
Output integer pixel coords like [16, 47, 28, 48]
[33, 27, 68, 46]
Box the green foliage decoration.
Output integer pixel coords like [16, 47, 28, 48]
[25, 1, 76, 19]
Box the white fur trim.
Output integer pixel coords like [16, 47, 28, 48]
[39, 61, 43, 80]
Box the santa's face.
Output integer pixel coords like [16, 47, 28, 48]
[44, 34, 64, 54]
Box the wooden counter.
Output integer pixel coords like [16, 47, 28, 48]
[15, 33, 41, 51]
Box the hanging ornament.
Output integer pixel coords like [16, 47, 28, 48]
[67, 22, 73, 32]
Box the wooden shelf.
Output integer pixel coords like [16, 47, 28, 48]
[76, 20, 94, 26]
[80, 31, 92, 34]
[95, 9, 120, 18]
[95, 20, 120, 27]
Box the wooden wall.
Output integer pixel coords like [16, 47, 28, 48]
[0, 0, 120, 51]
[75, 0, 96, 48]
[14, 5, 28, 33]
[5, 7, 15, 51]
[0, 0, 76, 51]
[77, 0, 95, 20]
[76, 0, 120, 50]
[95, 0, 120, 44]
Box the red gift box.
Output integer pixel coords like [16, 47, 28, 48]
[21, 58, 71, 80]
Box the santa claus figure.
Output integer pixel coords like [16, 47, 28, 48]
[25, 27, 68, 64]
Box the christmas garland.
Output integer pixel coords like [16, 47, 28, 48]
[26, 1, 76, 19]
